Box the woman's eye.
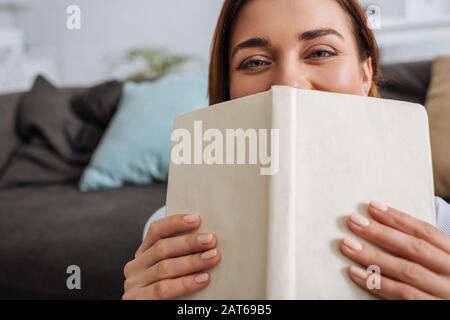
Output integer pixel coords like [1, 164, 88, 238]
[307, 49, 337, 59]
[238, 59, 270, 70]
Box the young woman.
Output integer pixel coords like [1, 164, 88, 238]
[123, 0, 450, 300]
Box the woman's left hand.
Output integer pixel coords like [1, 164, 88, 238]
[340, 201, 450, 300]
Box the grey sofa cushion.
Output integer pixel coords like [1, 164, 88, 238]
[0, 76, 122, 189]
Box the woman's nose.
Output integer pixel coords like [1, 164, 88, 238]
[271, 65, 314, 90]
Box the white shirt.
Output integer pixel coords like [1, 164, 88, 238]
[144, 197, 450, 240]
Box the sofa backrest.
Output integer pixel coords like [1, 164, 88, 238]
[0, 92, 23, 172]
[379, 60, 432, 106]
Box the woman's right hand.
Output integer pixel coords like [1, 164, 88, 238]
[122, 213, 221, 300]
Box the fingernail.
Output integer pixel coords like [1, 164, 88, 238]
[343, 237, 363, 251]
[197, 234, 213, 245]
[370, 201, 388, 212]
[184, 214, 199, 223]
[194, 273, 209, 284]
[201, 248, 218, 260]
[349, 265, 368, 280]
[350, 213, 370, 228]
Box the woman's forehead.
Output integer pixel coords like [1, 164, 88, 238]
[230, 0, 353, 45]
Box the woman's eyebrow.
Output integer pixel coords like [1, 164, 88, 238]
[231, 37, 271, 59]
[299, 28, 344, 41]
[231, 28, 344, 59]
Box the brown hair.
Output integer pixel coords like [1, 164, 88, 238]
[208, 0, 380, 105]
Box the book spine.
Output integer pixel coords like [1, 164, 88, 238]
[265, 86, 297, 299]
[421, 104, 437, 225]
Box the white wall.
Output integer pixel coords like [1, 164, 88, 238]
[360, 0, 450, 64]
[3, 0, 450, 89]
[14, 0, 224, 86]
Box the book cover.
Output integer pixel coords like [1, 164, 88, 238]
[165, 86, 436, 300]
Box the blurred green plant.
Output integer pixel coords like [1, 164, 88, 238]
[115, 47, 195, 82]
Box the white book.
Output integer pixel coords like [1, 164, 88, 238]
[165, 86, 436, 300]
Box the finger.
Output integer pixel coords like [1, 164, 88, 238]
[136, 233, 218, 271]
[123, 272, 211, 300]
[368, 201, 450, 254]
[340, 237, 450, 298]
[347, 213, 450, 275]
[347, 265, 439, 300]
[126, 248, 220, 289]
[136, 214, 201, 257]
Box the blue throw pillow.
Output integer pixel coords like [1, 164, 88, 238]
[79, 72, 208, 192]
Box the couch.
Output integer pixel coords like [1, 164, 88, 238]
[0, 60, 435, 299]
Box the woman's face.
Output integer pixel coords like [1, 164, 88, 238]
[229, 0, 373, 100]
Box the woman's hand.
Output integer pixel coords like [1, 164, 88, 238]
[340, 201, 450, 300]
[122, 213, 221, 300]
